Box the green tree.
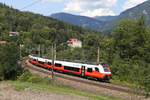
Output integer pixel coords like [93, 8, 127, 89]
[0, 42, 22, 80]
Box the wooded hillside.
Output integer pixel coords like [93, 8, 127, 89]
[0, 3, 150, 95]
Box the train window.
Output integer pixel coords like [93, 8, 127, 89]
[95, 67, 99, 72]
[64, 66, 79, 72]
[38, 61, 44, 64]
[87, 68, 92, 72]
[48, 62, 51, 65]
[33, 59, 36, 61]
[55, 63, 62, 67]
[101, 63, 109, 72]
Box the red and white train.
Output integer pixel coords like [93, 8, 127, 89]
[28, 55, 112, 81]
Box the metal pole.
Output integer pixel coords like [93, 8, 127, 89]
[38, 44, 40, 57]
[20, 44, 22, 60]
[51, 44, 54, 79]
[54, 44, 56, 60]
[97, 47, 100, 63]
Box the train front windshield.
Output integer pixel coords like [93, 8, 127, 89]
[100, 63, 109, 72]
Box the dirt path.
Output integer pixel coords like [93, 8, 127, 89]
[0, 84, 89, 100]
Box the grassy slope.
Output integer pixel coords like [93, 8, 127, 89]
[1, 81, 123, 100]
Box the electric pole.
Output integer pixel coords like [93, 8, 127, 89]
[38, 44, 40, 57]
[97, 47, 100, 63]
[51, 44, 55, 79]
[20, 44, 22, 60]
[54, 44, 56, 60]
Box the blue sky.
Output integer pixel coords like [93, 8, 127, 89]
[0, 0, 147, 17]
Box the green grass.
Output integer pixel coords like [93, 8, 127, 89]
[110, 79, 139, 87]
[1, 81, 123, 100]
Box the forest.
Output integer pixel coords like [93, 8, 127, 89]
[0, 3, 150, 95]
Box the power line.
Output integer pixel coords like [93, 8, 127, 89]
[11, 0, 13, 8]
[21, 0, 41, 10]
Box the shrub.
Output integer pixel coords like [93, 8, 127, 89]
[17, 71, 32, 82]
[28, 75, 50, 84]
[18, 71, 50, 85]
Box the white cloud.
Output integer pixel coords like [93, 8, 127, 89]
[64, 1, 83, 13]
[80, 8, 115, 17]
[63, 0, 118, 17]
[41, 0, 65, 3]
[122, 0, 147, 10]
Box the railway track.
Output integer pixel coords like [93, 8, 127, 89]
[22, 59, 145, 97]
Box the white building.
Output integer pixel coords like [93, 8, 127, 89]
[9, 32, 20, 36]
[67, 38, 82, 48]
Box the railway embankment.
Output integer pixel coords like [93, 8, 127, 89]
[0, 82, 90, 100]
[0, 73, 121, 100]
[21, 59, 148, 100]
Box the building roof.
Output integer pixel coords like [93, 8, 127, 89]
[67, 38, 81, 43]
[9, 32, 20, 35]
[0, 41, 6, 44]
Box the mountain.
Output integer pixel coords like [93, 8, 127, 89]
[0, 3, 103, 45]
[101, 0, 150, 33]
[51, 13, 106, 30]
[94, 16, 117, 22]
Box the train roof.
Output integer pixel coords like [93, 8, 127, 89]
[54, 60, 100, 68]
[38, 58, 46, 62]
[29, 55, 103, 67]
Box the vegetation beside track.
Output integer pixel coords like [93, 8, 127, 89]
[0, 3, 150, 96]
[1, 71, 123, 100]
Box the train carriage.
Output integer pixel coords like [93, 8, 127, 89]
[37, 58, 46, 67]
[29, 55, 38, 65]
[28, 55, 111, 81]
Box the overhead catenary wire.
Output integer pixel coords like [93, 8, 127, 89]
[10, 0, 13, 8]
[21, 0, 41, 10]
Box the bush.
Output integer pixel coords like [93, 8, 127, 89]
[17, 71, 32, 82]
[18, 71, 50, 85]
[142, 75, 150, 97]
[28, 75, 50, 84]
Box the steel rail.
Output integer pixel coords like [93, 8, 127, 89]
[22, 60, 145, 96]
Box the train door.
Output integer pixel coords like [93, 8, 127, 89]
[81, 66, 85, 76]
